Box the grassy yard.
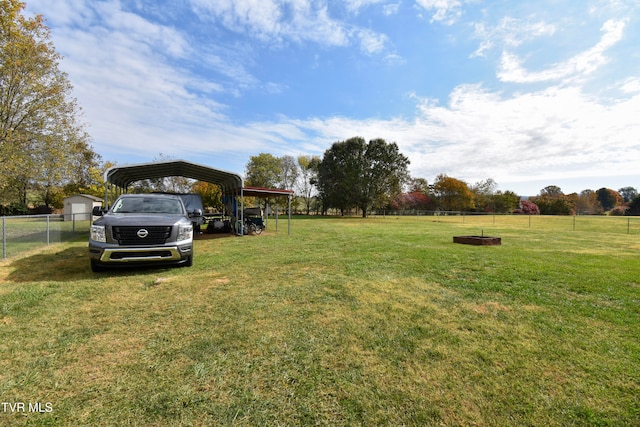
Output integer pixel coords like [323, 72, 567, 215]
[0, 216, 638, 426]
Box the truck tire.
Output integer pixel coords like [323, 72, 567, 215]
[91, 259, 106, 272]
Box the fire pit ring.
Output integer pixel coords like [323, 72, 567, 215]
[453, 235, 501, 246]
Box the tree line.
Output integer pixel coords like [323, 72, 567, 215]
[244, 139, 519, 216]
[244, 145, 640, 217]
[2, 1, 640, 217]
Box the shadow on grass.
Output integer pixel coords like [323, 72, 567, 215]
[4, 245, 91, 283]
[5, 245, 181, 283]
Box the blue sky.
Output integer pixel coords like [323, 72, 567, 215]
[25, 0, 640, 196]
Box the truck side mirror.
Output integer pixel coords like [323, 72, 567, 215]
[190, 209, 203, 217]
[92, 206, 105, 217]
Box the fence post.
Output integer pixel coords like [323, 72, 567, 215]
[573, 215, 576, 231]
[2, 217, 5, 259]
[46, 215, 50, 246]
[628, 218, 631, 234]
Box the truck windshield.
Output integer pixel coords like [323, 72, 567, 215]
[112, 197, 184, 214]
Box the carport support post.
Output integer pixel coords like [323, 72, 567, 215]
[288, 194, 291, 235]
[240, 189, 244, 236]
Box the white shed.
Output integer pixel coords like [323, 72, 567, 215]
[64, 194, 103, 221]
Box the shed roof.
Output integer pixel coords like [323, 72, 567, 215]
[104, 160, 244, 193]
[66, 194, 103, 202]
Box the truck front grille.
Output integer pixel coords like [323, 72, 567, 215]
[112, 226, 172, 245]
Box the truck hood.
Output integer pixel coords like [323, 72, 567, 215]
[94, 213, 188, 227]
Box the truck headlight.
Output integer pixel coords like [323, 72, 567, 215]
[177, 224, 193, 242]
[90, 225, 106, 242]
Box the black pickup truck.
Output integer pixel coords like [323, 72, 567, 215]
[88, 193, 199, 272]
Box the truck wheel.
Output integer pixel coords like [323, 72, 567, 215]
[185, 254, 193, 267]
[90, 259, 105, 272]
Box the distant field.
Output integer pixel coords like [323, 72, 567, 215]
[0, 215, 638, 425]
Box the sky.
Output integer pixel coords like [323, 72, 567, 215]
[24, 0, 640, 196]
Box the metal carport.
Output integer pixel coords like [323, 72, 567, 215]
[103, 160, 293, 235]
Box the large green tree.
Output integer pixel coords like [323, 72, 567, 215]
[626, 195, 640, 216]
[245, 153, 284, 188]
[317, 137, 409, 217]
[596, 188, 623, 211]
[297, 154, 320, 215]
[0, 0, 96, 207]
[618, 186, 638, 203]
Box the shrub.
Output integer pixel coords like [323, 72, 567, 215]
[609, 206, 627, 216]
[515, 200, 540, 215]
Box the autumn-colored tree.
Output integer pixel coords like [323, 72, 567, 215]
[403, 191, 433, 210]
[518, 199, 540, 215]
[530, 186, 575, 215]
[574, 190, 602, 215]
[192, 181, 222, 211]
[432, 174, 475, 211]
[1, 0, 96, 207]
[393, 178, 433, 210]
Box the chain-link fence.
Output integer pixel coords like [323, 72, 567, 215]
[375, 210, 640, 234]
[1, 213, 91, 259]
[3, 211, 639, 259]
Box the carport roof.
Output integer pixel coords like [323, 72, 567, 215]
[104, 160, 244, 193]
[243, 186, 294, 198]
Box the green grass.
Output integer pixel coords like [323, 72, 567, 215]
[1, 216, 639, 426]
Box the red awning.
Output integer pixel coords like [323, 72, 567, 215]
[242, 186, 294, 198]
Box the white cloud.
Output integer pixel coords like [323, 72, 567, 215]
[343, 0, 387, 14]
[187, 0, 399, 61]
[472, 17, 556, 58]
[497, 19, 627, 83]
[272, 81, 640, 193]
[404, 83, 640, 186]
[620, 78, 640, 94]
[415, 0, 463, 24]
[383, 2, 401, 16]
[357, 28, 390, 55]
[190, 0, 284, 43]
